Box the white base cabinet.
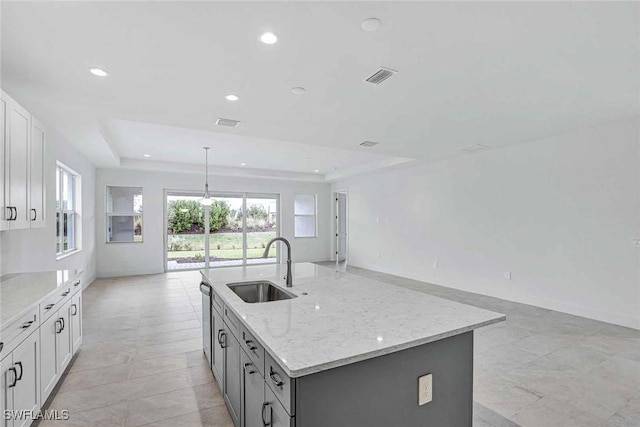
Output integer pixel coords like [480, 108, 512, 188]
[0, 331, 40, 427]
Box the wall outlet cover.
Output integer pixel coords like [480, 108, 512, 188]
[504, 271, 511, 280]
[418, 373, 433, 406]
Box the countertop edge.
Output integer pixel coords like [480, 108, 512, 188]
[0, 270, 83, 330]
[200, 269, 506, 378]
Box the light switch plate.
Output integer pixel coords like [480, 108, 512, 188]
[418, 374, 433, 405]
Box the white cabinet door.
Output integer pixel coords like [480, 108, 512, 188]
[29, 118, 45, 229]
[0, 96, 7, 232]
[70, 292, 82, 354]
[0, 354, 14, 427]
[5, 93, 30, 230]
[57, 301, 73, 372]
[39, 313, 59, 404]
[12, 332, 39, 427]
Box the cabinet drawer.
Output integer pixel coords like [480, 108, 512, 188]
[0, 306, 39, 357]
[224, 306, 240, 339]
[265, 384, 295, 427]
[265, 353, 295, 416]
[211, 288, 223, 314]
[40, 286, 72, 322]
[241, 325, 265, 376]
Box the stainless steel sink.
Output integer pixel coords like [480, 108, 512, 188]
[227, 281, 297, 304]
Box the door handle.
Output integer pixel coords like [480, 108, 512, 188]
[261, 402, 271, 426]
[31, 208, 37, 221]
[14, 361, 23, 381]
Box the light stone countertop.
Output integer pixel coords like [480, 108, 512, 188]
[0, 269, 82, 328]
[200, 263, 505, 378]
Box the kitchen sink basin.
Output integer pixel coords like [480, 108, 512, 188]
[227, 281, 296, 304]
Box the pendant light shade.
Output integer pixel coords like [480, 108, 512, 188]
[201, 147, 214, 206]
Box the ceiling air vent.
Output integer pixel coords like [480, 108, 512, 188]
[360, 141, 379, 147]
[460, 144, 491, 152]
[365, 67, 397, 85]
[216, 118, 240, 128]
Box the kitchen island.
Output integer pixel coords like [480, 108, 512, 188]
[200, 263, 504, 427]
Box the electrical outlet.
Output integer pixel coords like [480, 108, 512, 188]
[633, 238, 640, 247]
[418, 374, 433, 405]
[433, 260, 438, 269]
[504, 271, 511, 280]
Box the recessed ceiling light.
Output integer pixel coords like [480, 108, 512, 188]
[225, 94, 239, 101]
[304, 157, 309, 161]
[89, 67, 109, 77]
[314, 169, 320, 173]
[143, 154, 151, 158]
[362, 18, 382, 32]
[240, 162, 246, 166]
[260, 32, 278, 44]
[291, 87, 305, 95]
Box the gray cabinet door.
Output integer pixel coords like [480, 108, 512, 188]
[57, 301, 73, 372]
[265, 386, 293, 427]
[241, 350, 264, 427]
[12, 331, 40, 427]
[224, 328, 241, 427]
[39, 313, 59, 403]
[212, 307, 224, 392]
[1, 354, 14, 427]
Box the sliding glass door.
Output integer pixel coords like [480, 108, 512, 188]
[165, 191, 279, 271]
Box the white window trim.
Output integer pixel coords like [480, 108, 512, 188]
[56, 162, 82, 259]
[105, 185, 144, 244]
[294, 193, 318, 238]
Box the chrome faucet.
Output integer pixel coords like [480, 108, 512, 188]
[263, 237, 293, 287]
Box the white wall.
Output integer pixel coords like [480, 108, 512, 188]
[96, 168, 332, 277]
[1, 129, 97, 282]
[334, 119, 640, 329]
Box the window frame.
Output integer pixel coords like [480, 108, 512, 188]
[293, 193, 317, 238]
[56, 162, 81, 259]
[105, 185, 144, 244]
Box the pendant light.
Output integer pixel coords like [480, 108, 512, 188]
[200, 147, 214, 206]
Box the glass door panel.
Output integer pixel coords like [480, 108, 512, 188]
[246, 195, 279, 265]
[166, 194, 206, 271]
[209, 194, 244, 267]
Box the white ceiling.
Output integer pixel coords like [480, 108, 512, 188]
[2, 1, 638, 180]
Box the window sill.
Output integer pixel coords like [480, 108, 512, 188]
[56, 249, 81, 261]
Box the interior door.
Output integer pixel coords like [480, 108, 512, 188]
[336, 193, 347, 262]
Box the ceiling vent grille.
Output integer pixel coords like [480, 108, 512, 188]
[460, 144, 491, 152]
[216, 118, 240, 128]
[365, 67, 397, 85]
[360, 141, 379, 147]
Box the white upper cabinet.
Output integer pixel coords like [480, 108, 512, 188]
[0, 90, 46, 231]
[29, 118, 45, 228]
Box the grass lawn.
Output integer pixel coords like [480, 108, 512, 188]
[167, 231, 277, 260]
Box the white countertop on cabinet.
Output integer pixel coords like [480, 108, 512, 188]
[201, 263, 505, 377]
[0, 269, 82, 327]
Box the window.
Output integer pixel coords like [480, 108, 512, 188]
[294, 194, 317, 238]
[106, 186, 143, 243]
[56, 163, 81, 257]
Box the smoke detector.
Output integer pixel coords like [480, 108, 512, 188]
[216, 118, 240, 128]
[360, 141, 380, 147]
[365, 67, 397, 85]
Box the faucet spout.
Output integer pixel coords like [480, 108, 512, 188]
[263, 237, 293, 287]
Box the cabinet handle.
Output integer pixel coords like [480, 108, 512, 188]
[74, 280, 81, 287]
[261, 402, 271, 426]
[31, 208, 37, 221]
[245, 339, 258, 351]
[244, 363, 256, 375]
[45, 303, 55, 311]
[21, 320, 34, 329]
[6, 207, 16, 221]
[61, 317, 65, 331]
[269, 368, 284, 389]
[71, 304, 78, 316]
[14, 361, 23, 381]
[56, 319, 63, 334]
[62, 290, 70, 297]
[7, 367, 17, 388]
[217, 330, 227, 348]
[0, 342, 3, 354]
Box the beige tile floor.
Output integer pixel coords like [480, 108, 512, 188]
[38, 265, 640, 427]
